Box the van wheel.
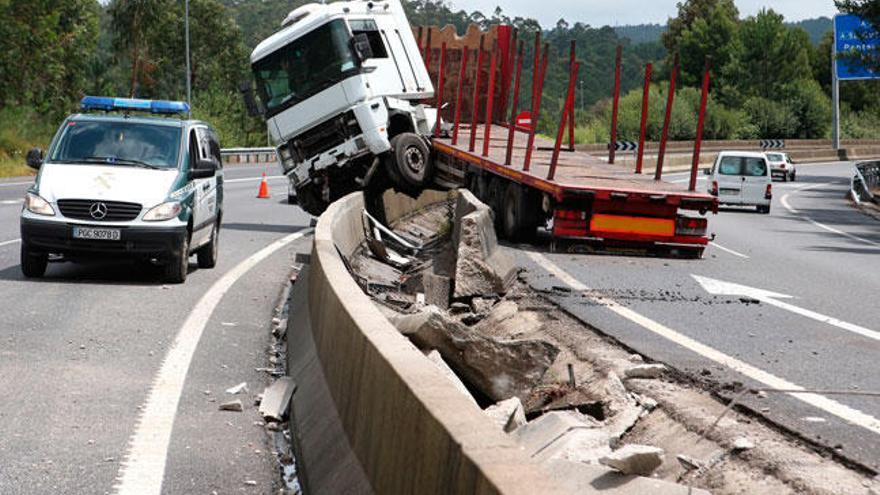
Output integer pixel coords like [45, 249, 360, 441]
[390, 133, 433, 188]
[757, 205, 771, 214]
[165, 234, 189, 284]
[502, 182, 539, 242]
[20, 243, 48, 278]
[197, 222, 219, 269]
[789, 171, 796, 182]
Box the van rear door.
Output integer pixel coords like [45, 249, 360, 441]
[715, 155, 744, 204]
[740, 157, 769, 204]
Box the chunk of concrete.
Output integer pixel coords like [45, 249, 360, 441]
[452, 190, 517, 298]
[225, 382, 248, 395]
[599, 444, 665, 475]
[426, 350, 478, 406]
[219, 400, 243, 412]
[733, 437, 755, 451]
[624, 364, 666, 379]
[259, 377, 297, 422]
[422, 272, 451, 309]
[484, 397, 527, 433]
[389, 306, 559, 401]
[516, 411, 611, 464]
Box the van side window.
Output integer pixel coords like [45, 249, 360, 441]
[350, 19, 388, 58]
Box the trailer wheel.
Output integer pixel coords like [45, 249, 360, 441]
[501, 182, 539, 242]
[390, 133, 433, 188]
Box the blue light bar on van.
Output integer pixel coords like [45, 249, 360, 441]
[80, 96, 190, 115]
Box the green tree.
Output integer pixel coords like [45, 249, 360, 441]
[662, 0, 740, 87]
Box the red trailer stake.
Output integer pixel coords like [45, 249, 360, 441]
[635, 62, 652, 174]
[483, 43, 498, 157]
[434, 43, 447, 138]
[568, 40, 576, 151]
[609, 45, 622, 164]
[530, 32, 541, 115]
[656, 53, 678, 181]
[690, 59, 711, 192]
[523, 43, 549, 172]
[469, 36, 486, 153]
[505, 42, 524, 166]
[424, 27, 432, 72]
[549, 62, 580, 180]
[451, 49, 469, 146]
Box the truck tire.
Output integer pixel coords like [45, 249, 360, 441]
[295, 184, 328, 216]
[20, 243, 48, 278]
[165, 234, 189, 284]
[390, 133, 433, 189]
[502, 182, 539, 242]
[197, 221, 219, 269]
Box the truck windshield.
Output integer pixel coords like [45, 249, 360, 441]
[48, 120, 181, 169]
[252, 19, 357, 118]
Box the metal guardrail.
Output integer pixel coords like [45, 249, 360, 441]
[851, 160, 880, 204]
[220, 147, 278, 165]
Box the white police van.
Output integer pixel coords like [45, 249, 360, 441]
[20, 96, 223, 283]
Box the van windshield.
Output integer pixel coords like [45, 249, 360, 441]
[48, 120, 181, 169]
[718, 156, 767, 177]
[252, 19, 357, 118]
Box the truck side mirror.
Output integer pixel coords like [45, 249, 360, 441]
[239, 80, 264, 118]
[26, 148, 43, 170]
[351, 33, 374, 63]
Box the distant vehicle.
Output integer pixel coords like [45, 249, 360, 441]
[20, 96, 224, 283]
[764, 152, 796, 182]
[243, 0, 436, 215]
[705, 151, 772, 214]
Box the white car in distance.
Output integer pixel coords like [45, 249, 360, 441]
[764, 152, 796, 182]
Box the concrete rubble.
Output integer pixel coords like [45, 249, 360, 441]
[225, 382, 248, 395]
[426, 350, 478, 406]
[484, 397, 527, 433]
[219, 400, 243, 412]
[260, 377, 296, 422]
[599, 444, 666, 475]
[624, 364, 667, 379]
[451, 189, 517, 298]
[389, 306, 559, 402]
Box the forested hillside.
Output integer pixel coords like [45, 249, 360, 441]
[0, 0, 876, 177]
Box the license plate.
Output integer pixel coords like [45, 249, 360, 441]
[73, 227, 121, 241]
[719, 189, 739, 195]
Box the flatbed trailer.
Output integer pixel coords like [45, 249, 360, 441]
[418, 26, 718, 255]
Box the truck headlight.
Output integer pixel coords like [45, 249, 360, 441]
[143, 201, 182, 221]
[25, 193, 55, 216]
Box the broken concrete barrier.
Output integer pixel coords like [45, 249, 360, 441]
[515, 410, 612, 464]
[452, 189, 517, 298]
[426, 350, 478, 406]
[624, 364, 666, 379]
[260, 377, 297, 422]
[390, 306, 559, 402]
[485, 397, 528, 433]
[599, 444, 665, 476]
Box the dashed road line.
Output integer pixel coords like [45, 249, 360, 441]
[781, 182, 880, 249]
[527, 251, 880, 438]
[709, 241, 749, 259]
[114, 228, 311, 495]
[0, 238, 21, 248]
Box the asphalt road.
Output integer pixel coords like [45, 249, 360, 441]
[515, 161, 880, 472]
[0, 165, 304, 494]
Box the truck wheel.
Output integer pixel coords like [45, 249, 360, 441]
[502, 182, 539, 242]
[390, 133, 433, 188]
[295, 184, 329, 216]
[165, 234, 189, 284]
[197, 222, 219, 269]
[20, 243, 48, 278]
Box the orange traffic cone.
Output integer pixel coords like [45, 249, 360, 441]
[257, 172, 270, 199]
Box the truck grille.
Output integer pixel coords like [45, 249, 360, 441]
[289, 110, 360, 162]
[57, 199, 142, 222]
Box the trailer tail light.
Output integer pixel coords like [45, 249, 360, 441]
[553, 209, 588, 237]
[675, 216, 708, 236]
[765, 183, 772, 200]
[710, 181, 718, 196]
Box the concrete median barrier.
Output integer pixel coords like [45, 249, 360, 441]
[298, 190, 570, 495]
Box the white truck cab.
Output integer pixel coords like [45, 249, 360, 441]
[20, 97, 224, 283]
[705, 151, 772, 214]
[245, 0, 437, 214]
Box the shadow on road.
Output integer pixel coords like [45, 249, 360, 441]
[222, 222, 305, 234]
[0, 259, 196, 286]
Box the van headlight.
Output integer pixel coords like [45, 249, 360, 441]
[143, 201, 182, 221]
[24, 193, 55, 216]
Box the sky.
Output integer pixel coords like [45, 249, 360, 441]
[450, 0, 839, 28]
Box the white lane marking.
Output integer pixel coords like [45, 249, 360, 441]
[114, 229, 312, 495]
[781, 182, 880, 249]
[527, 251, 880, 437]
[0, 238, 21, 248]
[708, 241, 749, 259]
[0, 199, 22, 205]
[693, 275, 880, 342]
[0, 181, 33, 187]
[225, 175, 285, 184]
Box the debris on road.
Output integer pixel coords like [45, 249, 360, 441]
[624, 363, 667, 379]
[452, 190, 517, 298]
[225, 382, 249, 395]
[259, 377, 296, 422]
[219, 400, 243, 412]
[599, 444, 665, 475]
[484, 397, 527, 433]
[733, 437, 755, 451]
